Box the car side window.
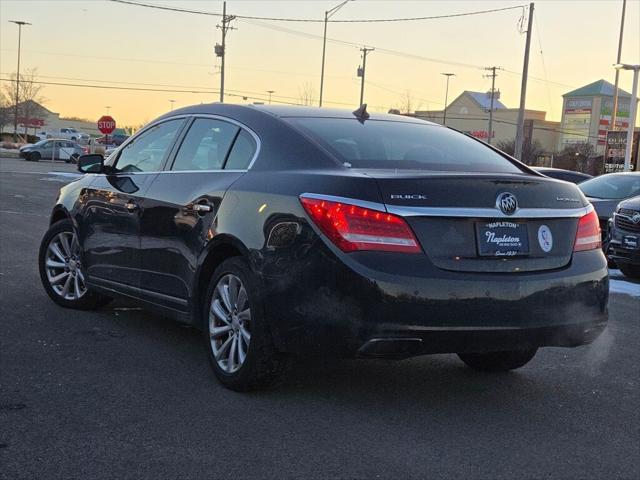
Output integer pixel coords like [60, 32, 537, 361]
[225, 130, 257, 170]
[171, 118, 239, 171]
[114, 119, 183, 173]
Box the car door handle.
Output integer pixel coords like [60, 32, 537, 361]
[125, 200, 138, 212]
[192, 203, 213, 214]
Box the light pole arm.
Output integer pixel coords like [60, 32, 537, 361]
[327, 0, 351, 19]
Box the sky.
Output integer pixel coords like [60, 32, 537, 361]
[1, 0, 639, 127]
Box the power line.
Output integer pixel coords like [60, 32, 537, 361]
[0, 75, 374, 108]
[0, 76, 301, 105]
[108, 0, 526, 23]
[533, 13, 555, 118]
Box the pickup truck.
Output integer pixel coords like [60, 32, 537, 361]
[39, 128, 90, 143]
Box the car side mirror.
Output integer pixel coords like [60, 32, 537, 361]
[78, 154, 104, 173]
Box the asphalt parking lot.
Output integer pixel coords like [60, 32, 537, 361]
[1, 156, 639, 480]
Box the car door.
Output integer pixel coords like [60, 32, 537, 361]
[40, 140, 54, 159]
[56, 141, 74, 161]
[138, 116, 258, 310]
[79, 118, 186, 294]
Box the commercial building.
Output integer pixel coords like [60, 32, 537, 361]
[413, 90, 560, 160]
[557, 79, 634, 155]
[0, 100, 100, 138]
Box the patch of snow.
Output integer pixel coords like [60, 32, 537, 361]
[609, 269, 640, 297]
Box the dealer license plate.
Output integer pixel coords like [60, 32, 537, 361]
[476, 221, 529, 257]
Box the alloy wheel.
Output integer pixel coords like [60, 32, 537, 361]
[209, 274, 251, 374]
[44, 231, 87, 301]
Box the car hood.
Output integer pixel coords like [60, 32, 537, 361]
[617, 195, 640, 211]
[587, 197, 620, 220]
[19, 144, 35, 151]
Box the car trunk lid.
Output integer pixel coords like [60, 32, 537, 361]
[363, 170, 588, 273]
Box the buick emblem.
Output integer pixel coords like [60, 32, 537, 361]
[632, 212, 640, 224]
[496, 192, 518, 215]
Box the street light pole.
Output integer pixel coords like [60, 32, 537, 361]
[441, 73, 455, 125]
[319, 0, 352, 107]
[614, 63, 639, 172]
[266, 90, 275, 104]
[9, 20, 31, 143]
[611, 0, 627, 131]
[169, 100, 176, 111]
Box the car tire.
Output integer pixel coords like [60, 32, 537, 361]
[618, 263, 640, 279]
[203, 257, 289, 391]
[38, 219, 111, 310]
[30, 152, 41, 162]
[458, 349, 537, 372]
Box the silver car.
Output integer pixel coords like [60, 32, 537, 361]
[19, 139, 88, 163]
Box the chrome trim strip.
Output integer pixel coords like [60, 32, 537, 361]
[299, 193, 387, 212]
[156, 169, 247, 174]
[105, 113, 261, 175]
[299, 193, 593, 219]
[386, 204, 593, 219]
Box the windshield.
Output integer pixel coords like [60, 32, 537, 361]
[285, 118, 523, 173]
[579, 174, 640, 199]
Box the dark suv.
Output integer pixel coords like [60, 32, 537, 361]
[608, 195, 640, 278]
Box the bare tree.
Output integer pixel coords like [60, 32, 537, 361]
[496, 138, 544, 165]
[2, 68, 46, 137]
[0, 91, 10, 136]
[396, 90, 423, 115]
[560, 143, 596, 173]
[298, 82, 317, 106]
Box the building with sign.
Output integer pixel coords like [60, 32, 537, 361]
[412, 90, 560, 160]
[557, 79, 635, 154]
[0, 100, 100, 138]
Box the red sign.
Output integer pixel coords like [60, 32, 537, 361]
[18, 117, 45, 127]
[97, 115, 116, 134]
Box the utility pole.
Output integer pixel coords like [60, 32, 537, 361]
[514, 2, 534, 160]
[215, 1, 235, 103]
[266, 90, 275, 104]
[483, 67, 501, 144]
[9, 20, 31, 143]
[357, 47, 374, 107]
[319, 0, 351, 107]
[441, 73, 455, 125]
[611, 0, 627, 131]
[614, 63, 639, 172]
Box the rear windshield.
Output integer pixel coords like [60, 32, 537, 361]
[579, 174, 640, 199]
[286, 118, 523, 173]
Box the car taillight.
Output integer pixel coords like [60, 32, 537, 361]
[573, 209, 601, 252]
[300, 196, 421, 253]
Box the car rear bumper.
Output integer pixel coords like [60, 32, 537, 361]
[262, 246, 609, 357]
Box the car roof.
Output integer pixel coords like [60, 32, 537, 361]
[587, 171, 640, 179]
[161, 102, 435, 125]
[533, 167, 591, 175]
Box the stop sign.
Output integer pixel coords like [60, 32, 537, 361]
[97, 115, 116, 134]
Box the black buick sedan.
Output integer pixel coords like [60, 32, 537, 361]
[38, 104, 608, 391]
